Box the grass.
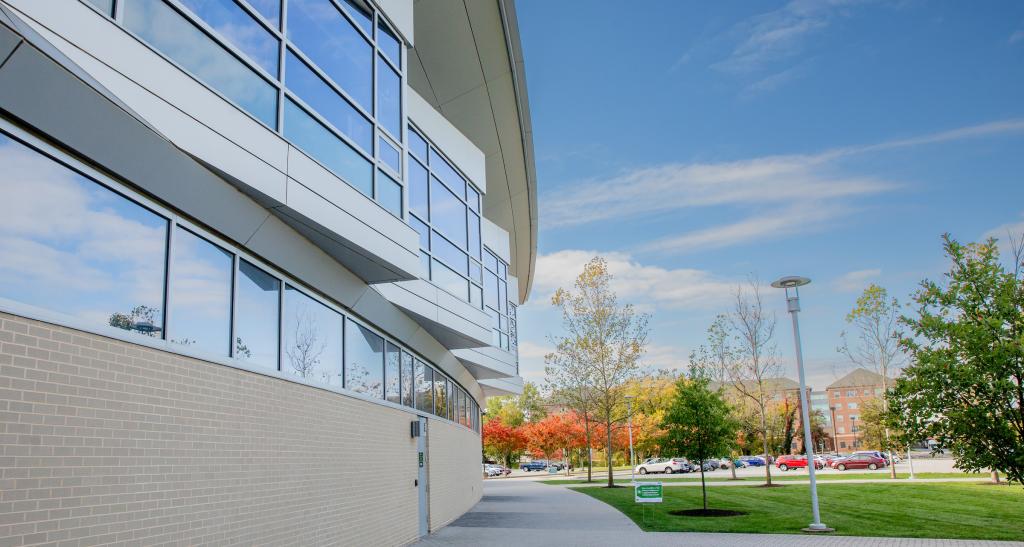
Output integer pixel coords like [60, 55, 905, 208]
[572, 482, 1024, 540]
[541, 472, 981, 485]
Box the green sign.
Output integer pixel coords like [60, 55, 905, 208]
[634, 482, 663, 503]
[418, 452, 424, 468]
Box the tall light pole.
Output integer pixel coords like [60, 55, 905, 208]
[625, 395, 636, 484]
[851, 416, 858, 449]
[829, 406, 839, 454]
[772, 276, 832, 533]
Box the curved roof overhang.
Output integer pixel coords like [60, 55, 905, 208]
[407, 0, 537, 304]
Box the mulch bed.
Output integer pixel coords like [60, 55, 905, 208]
[669, 509, 748, 517]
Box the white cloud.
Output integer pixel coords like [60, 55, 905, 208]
[833, 268, 882, 292]
[981, 213, 1024, 258]
[640, 343, 689, 370]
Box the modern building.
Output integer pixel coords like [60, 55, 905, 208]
[0, 0, 535, 544]
[826, 368, 891, 450]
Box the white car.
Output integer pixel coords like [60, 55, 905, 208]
[635, 457, 690, 475]
[483, 464, 503, 477]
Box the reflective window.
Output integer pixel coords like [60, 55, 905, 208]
[409, 159, 429, 219]
[0, 134, 167, 338]
[287, 0, 373, 110]
[124, 0, 277, 127]
[431, 232, 468, 275]
[414, 360, 429, 413]
[377, 56, 401, 139]
[429, 149, 465, 198]
[432, 260, 468, 301]
[434, 375, 448, 417]
[430, 177, 467, 248]
[379, 136, 401, 173]
[169, 227, 232, 355]
[246, 0, 281, 27]
[422, 365, 435, 414]
[468, 213, 481, 260]
[385, 342, 401, 405]
[345, 319, 384, 398]
[410, 216, 429, 251]
[401, 351, 414, 407]
[485, 249, 516, 351]
[467, 186, 480, 213]
[86, 0, 114, 16]
[341, 0, 372, 35]
[378, 21, 401, 68]
[178, 0, 279, 75]
[284, 99, 372, 196]
[283, 286, 343, 386]
[377, 170, 402, 218]
[408, 128, 428, 160]
[235, 259, 280, 369]
[447, 382, 456, 421]
[286, 50, 372, 152]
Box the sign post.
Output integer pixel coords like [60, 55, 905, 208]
[634, 482, 663, 503]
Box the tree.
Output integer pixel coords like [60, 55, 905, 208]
[694, 281, 782, 486]
[484, 381, 546, 428]
[838, 284, 906, 477]
[896, 234, 1024, 484]
[482, 417, 527, 467]
[285, 308, 326, 381]
[661, 374, 738, 511]
[108, 305, 160, 337]
[547, 257, 649, 487]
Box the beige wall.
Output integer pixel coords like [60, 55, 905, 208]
[427, 419, 482, 531]
[0, 311, 479, 546]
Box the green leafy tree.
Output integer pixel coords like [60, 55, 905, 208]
[896, 234, 1024, 484]
[661, 372, 739, 511]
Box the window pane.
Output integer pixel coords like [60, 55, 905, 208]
[378, 21, 401, 68]
[410, 215, 429, 251]
[170, 227, 232, 355]
[484, 251, 498, 273]
[0, 134, 167, 338]
[287, 0, 372, 110]
[286, 50, 372, 152]
[469, 261, 482, 283]
[434, 375, 447, 417]
[284, 98, 372, 196]
[431, 231, 468, 275]
[419, 254, 430, 277]
[247, 0, 280, 27]
[379, 136, 401, 173]
[423, 365, 435, 414]
[498, 261, 507, 279]
[385, 342, 401, 405]
[235, 260, 280, 369]
[429, 176, 467, 248]
[408, 127, 427, 160]
[484, 270, 498, 309]
[401, 351, 414, 407]
[467, 185, 480, 213]
[178, 0, 279, 75]
[468, 212, 481, 261]
[470, 284, 482, 308]
[409, 158, 429, 219]
[414, 360, 429, 413]
[499, 280, 507, 314]
[124, 0, 277, 127]
[429, 149, 465, 198]
[85, 0, 114, 16]
[432, 259, 468, 301]
[284, 286, 343, 386]
[378, 169, 402, 218]
[447, 382, 455, 421]
[341, 0, 372, 34]
[377, 56, 401, 140]
[345, 319, 384, 398]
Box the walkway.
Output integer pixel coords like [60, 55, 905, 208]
[413, 480, 1024, 547]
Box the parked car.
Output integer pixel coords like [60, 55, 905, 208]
[520, 461, 548, 472]
[853, 450, 891, 465]
[832, 454, 887, 471]
[701, 459, 720, 472]
[776, 455, 824, 471]
[636, 457, 692, 474]
[739, 455, 766, 467]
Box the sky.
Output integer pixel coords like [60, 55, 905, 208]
[513, 0, 1024, 391]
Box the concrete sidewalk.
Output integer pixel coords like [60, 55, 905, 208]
[413, 480, 1023, 547]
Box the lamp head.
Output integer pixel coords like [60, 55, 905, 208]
[771, 276, 811, 289]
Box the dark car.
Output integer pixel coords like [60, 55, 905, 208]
[776, 455, 824, 471]
[832, 454, 886, 471]
[520, 461, 547, 472]
[739, 456, 766, 467]
[701, 460, 720, 472]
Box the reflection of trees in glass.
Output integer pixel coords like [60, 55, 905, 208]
[235, 337, 252, 359]
[108, 305, 161, 337]
[285, 307, 327, 381]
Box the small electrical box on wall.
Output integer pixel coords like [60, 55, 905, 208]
[411, 420, 421, 438]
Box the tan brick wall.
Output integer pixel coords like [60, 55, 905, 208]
[426, 419, 482, 531]
[0, 311, 478, 546]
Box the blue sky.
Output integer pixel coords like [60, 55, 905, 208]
[514, 0, 1024, 390]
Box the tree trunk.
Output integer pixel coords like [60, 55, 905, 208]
[700, 463, 708, 511]
[729, 455, 738, 480]
[760, 409, 773, 486]
[992, 470, 1001, 484]
[584, 414, 593, 483]
[606, 414, 614, 488]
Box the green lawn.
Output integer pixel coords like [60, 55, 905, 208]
[542, 472, 980, 485]
[572, 482, 1024, 540]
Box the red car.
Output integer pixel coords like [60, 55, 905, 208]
[832, 454, 886, 471]
[775, 455, 824, 471]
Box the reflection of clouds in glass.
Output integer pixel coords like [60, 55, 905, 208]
[284, 287, 342, 386]
[0, 136, 167, 329]
[345, 319, 383, 398]
[124, 0, 276, 126]
[288, 0, 372, 109]
[235, 260, 280, 369]
[169, 228, 232, 355]
[178, 0, 279, 74]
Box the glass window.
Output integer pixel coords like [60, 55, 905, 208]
[169, 227, 232, 355]
[284, 98, 372, 196]
[410, 215, 429, 251]
[85, 0, 114, 16]
[470, 284, 482, 308]
[484, 271, 498, 309]
[469, 261, 482, 284]
[287, 0, 372, 110]
[447, 382, 456, 421]
[409, 158, 429, 219]
[178, 0, 279, 75]
[286, 50, 372, 152]
[408, 128, 428, 160]
[377, 21, 401, 68]
[341, 0, 372, 35]
[0, 133, 168, 338]
[434, 375, 448, 418]
[401, 351, 414, 407]
[429, 177, 467, 248]
[468, 213, 481, 260]
[414, 360, 429, 413]
[377, 170, 402, 218]
[377, 56, 401, 140]
[379, 136, 401, 173]
[283, 286, 343, 386]
[432, 260, 468, 300]
[430, 231, 468, 275]
[246, 0, 281, 27]
[848, 402, 858, 409]
[467, 186, 480, 213]
[429, 149, 465, 198]
[422, 365, 435, 414]
[345, 319, 384, 398]
[235, 259, 280, 369]
[385, 342, 401, 405]
[124, 0, 277, 128]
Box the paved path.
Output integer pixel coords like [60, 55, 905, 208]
[413, 480, 1023, 547]
[565, 477, 987, 487]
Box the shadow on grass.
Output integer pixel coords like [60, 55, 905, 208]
[669, 509, 748, 517]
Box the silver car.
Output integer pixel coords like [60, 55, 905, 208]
[635, 457, 690, 474]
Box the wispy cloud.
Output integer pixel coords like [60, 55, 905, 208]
[833, 268, 882, 292]
[740, 64, 807, 98]
[1010, 29, 1024, 44]
[982, 213, 1024, 258]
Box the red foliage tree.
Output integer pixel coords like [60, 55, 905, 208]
[482, 417, 527, 467]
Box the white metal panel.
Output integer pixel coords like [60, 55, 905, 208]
[407, 89, 486, 192]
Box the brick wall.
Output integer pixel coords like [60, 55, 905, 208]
[0, 311, 478, 546]
[426, 420, 482, 531]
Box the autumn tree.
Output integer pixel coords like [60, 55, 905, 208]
[838, 284, 905, 477]
[546, 257, 649, 487]
[896, 234, 1024, 484]
[482, 417, 527, 467]
[484, 381, 546, 427]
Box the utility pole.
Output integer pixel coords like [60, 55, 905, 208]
[829, 406, 839, 454]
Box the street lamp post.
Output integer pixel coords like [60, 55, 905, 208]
[625, 396, 636, 484]
[772, 276, 832, 533]
[851, 416, 858, 449]
[829, 406, 839, 454]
